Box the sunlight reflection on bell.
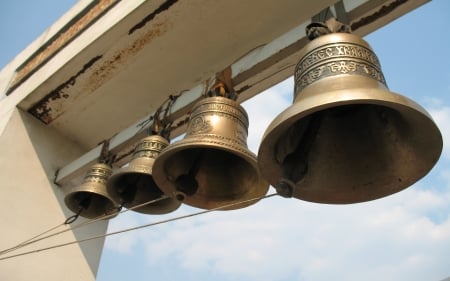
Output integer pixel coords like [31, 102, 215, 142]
[107, 135, 181, 214]
[258, 23, 442, 204]
[64, 163, 120, 219]
[153, 94, 269, 210]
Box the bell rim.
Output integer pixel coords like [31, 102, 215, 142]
[65, 181, 120, 203]
[64, 190, 120, 219]
[64, 190, 118, 207]
[260, 88, 440, 147]
[152, 137, 270, 210]
[106, 165, 182, 215]
[121, 196, 181, 215]
[154, 136, 260, 176]
[258, 88, 443, 203]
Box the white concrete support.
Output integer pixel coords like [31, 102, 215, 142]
[0, 109, 108, 281]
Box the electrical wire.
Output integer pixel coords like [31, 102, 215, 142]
[0, 196, 169, 256]
[0, 193, 278, 261]
[0, 223, 65, 256]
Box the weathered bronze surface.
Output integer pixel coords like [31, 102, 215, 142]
[107, 135, 181, 214]
[258, 32, 442, 204]
[153, 96, 269, 210]
[64, 163, 120, 219]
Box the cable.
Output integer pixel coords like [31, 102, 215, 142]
[0, 223, 65, 256]
[0, 193, 278, 261]
[0, 196, 168, 256]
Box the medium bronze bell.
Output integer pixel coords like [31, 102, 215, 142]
[64, 163, 120, 219]
[152, 96, 269, 210]
[258, 32, 442, 204]
[107, 135, 181, 214]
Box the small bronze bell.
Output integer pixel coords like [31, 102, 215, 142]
[107, 135, 181, 214]
[64, 163, 120, 219]
[153, 95, 269, 210]
[258, 28, 442, 204]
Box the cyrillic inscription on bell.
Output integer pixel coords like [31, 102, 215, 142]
[153, 96, 269, 210]
[258, 32, 442, 204]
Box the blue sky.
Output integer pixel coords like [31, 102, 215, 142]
[1, 1, 449, 281]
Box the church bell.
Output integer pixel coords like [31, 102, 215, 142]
[258, 29, 442, 204]
[107, 135, 181, 214]
[64, 163, 120, 219]
[153, 95, 269, 210]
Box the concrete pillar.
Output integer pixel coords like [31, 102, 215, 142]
[0, 109, 108, 280]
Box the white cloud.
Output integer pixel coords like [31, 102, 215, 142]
[427, 103, 450, 160]
[102, 82, 450, 281]
[130, 185, 450, 281]
[242, 77, 293, 153]
[104, 212, 144, 255]
[102, 170, 450, 281]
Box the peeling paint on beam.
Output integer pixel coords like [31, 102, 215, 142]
[55, 82, 208, 184]
[128, 0, 179, 35]
[84, 19, 172, 94]
[6, 0, 120, 96]
[53, 0, 430, 186]
[28, 16, 173, 125]
[351, 0, 408, 31]
[28, 55, 103, 124]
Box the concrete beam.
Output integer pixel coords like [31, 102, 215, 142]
[54, 0, 430, 185]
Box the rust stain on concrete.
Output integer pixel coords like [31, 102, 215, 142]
[84, 19, 172, 93]
[83, 0, 181, 92]
[27, 0, 177, 124]
[351, 0, 408, 31]
[128, 0, 179, 35]
[28, 56, 102, 124]
[7, 0, 119, 96]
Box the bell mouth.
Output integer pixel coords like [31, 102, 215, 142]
[258, 87, 442, 204]
[64, 191, 118, 219]
[107, 170, 181, 215]
[153, 140, 269, 210]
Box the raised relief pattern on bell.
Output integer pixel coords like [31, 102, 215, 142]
[133, 150, 160, 160]
[258, 32, 442, 204]
[135, 138, 168, 151]
[187, 116, 213, 135]
[152, 96, 269, 210]
[84, 165, 112, 184]
[64, 163, 120, 219]
[295, 42, 386, 94]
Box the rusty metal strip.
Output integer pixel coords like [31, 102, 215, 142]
[128, 0, 179, 35]
[351, 0, 408, 31]
[28, 55, 103, 124]
[5, 0, 120, 96]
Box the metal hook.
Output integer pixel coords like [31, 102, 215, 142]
[64, 207, 83, 224]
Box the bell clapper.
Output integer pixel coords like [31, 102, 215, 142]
[117, 179, 139, 205]
[152, 91, 269, 210]
[64, 200, 87, 224]
[173, 152, 203, 201]
[257, 14, 442, 204]
[279, 113, 323, 184]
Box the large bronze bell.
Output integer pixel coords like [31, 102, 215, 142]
[152, 95, 269, 210]
[258, 31, 442, 204]
[64, 163, 120, 219]
[107, 135, 181, 214]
